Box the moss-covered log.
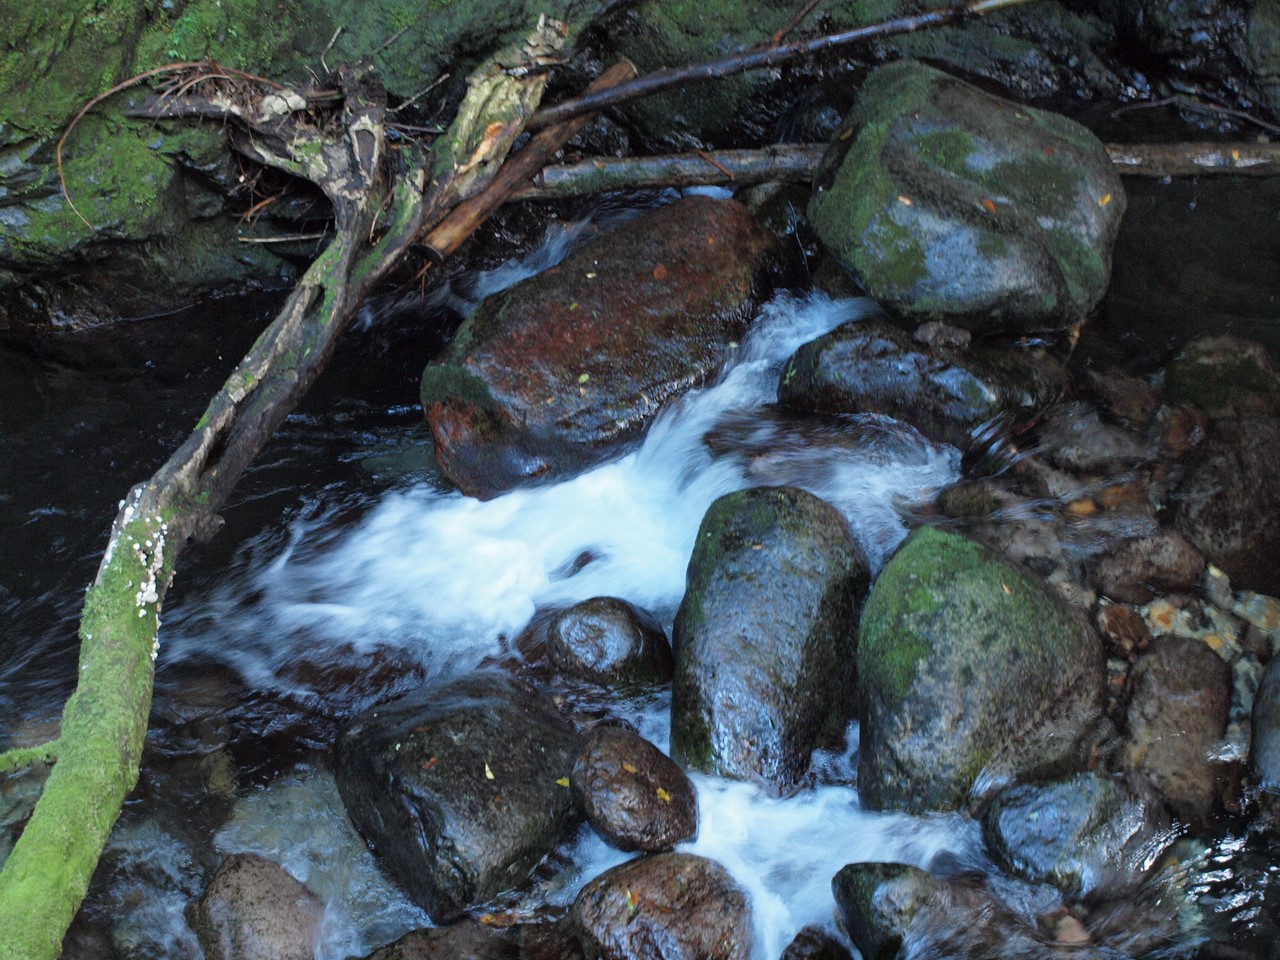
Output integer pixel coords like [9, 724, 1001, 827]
[0, 19, 636, 958]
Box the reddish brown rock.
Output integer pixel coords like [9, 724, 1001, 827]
[571, 724, 697, 852]
[421, 196, 782, 498]
[573, 853, 751, 960]
[188, 853, 323, 960]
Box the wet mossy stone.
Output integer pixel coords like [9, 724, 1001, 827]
[421, 196, 782, 499]
[335, 671, 583, 921]
[1164, 336, 1280, 420]
[671, 486, 869, 793]
[776, 315, 1064, 447]
[982, 772, 1174, 900]
[547, 597, 673, 689]
[857, 526, 1104, 814]
[808, 60, 1125, 334]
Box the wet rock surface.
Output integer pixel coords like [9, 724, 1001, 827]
[547, 597, 673, 688]
[808, 60, 1125, 334]
[982, 772, 1174, 900]
[188, 852, 323, 960]
[671, 486, 869, 792]
[1089, 531, 1206, 605]
[572, 852, 751, 960]
[1120, 635, 1232, 826]
[1174, 414, 1280, 596]
[858, 526, 1104, 813]
[335, 672, 582, 920]
[1251, 655, 1280, 826]
[779, 925, 853, 960]
[776, 315, 1064, 447]
[357, 920, 519, 960]
[571, 724, 696, 852]
[421, 197, 782, 498]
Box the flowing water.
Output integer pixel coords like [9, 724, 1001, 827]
[3, 190, 1279, 957]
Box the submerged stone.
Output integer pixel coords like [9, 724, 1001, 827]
[808, 60, 1124, 333]
[776, 315, 1064, 447]
[547, 597, 673, 688]
[983, 772, 1174, 900]
[671, 486, 869, 792]
[334, 672, 582, 920]
[858, 526, 1104, 813]
[188, 852, 323, 960]
[421, 196, 781, 499]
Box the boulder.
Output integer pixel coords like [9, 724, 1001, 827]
[421, 197, 782, 498]
[776, 315, 1064, 447]
[808, 60, 1124, 334]
[572, 852, 751, 960]
[779, 926, 853, 960]
[335, 672, 582, 920]
[982, 772, 1174, 900]
[356, 921, 518, 960]
[1174, 415, 1280, 596]
[1120, 636, 1232, 826]
[1164, 336, 1280, 420]
[547, 597, 673, 688]
[1089, 531, 1206, 605]
[671, 486, 869, 792]
[832, 861, 1167, 960]
[858, 526, 1104, 813]
[187, 853, 323, 960]
[571, 724, 697, 852]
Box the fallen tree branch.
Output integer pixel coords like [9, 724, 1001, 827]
[512, 139, 1280, 200]
[0, 741, 59, 776]
[0, 24, 641, 959]
[526, 0, 1037, 132]
[1103, 141, 1280, 177]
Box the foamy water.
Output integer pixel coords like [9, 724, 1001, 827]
[153, 218, 969, 956]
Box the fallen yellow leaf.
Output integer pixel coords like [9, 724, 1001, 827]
[555, 776, 570, 787]
[484, 762, 495, 780]
[622, 762, 638, 774]
[1098, 193, 1112, 207]
[656, 786, 671, 803]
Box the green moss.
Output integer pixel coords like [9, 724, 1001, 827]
[912, 128, 976, 177]
[0, 506, 175, 959]
[420, 362, 500, 413]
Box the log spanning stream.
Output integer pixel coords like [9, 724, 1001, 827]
[2, 186, 1279, 957]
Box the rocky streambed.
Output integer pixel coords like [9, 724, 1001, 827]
[4, 55, 1280, 960]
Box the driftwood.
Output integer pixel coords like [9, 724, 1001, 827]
[513, 139, 1280, 199]
[0, 19, 634, 956]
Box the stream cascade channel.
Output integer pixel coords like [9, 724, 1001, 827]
[3, 182, 1280, 959]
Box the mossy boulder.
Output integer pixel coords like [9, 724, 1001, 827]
[671, 486, 869, 793]
[0, 0, 615, 330]
[808, 60, 1125, 334]
[776, 315, 1064, 447]
[1164, 336, 1280, 420]
[421, 197, 782, 499]
[334, 671, 583, 920]
[857, 526, 1104, 813]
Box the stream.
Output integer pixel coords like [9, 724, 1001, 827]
[3, 180, 1280, 958]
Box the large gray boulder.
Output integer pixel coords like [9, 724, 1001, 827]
[421, 197, 782, 498]
[671, 486, 869, 792]
[858, 526, 1104, 813]
[335, 672, 582, 920]
[808, 60, 1125, 334]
